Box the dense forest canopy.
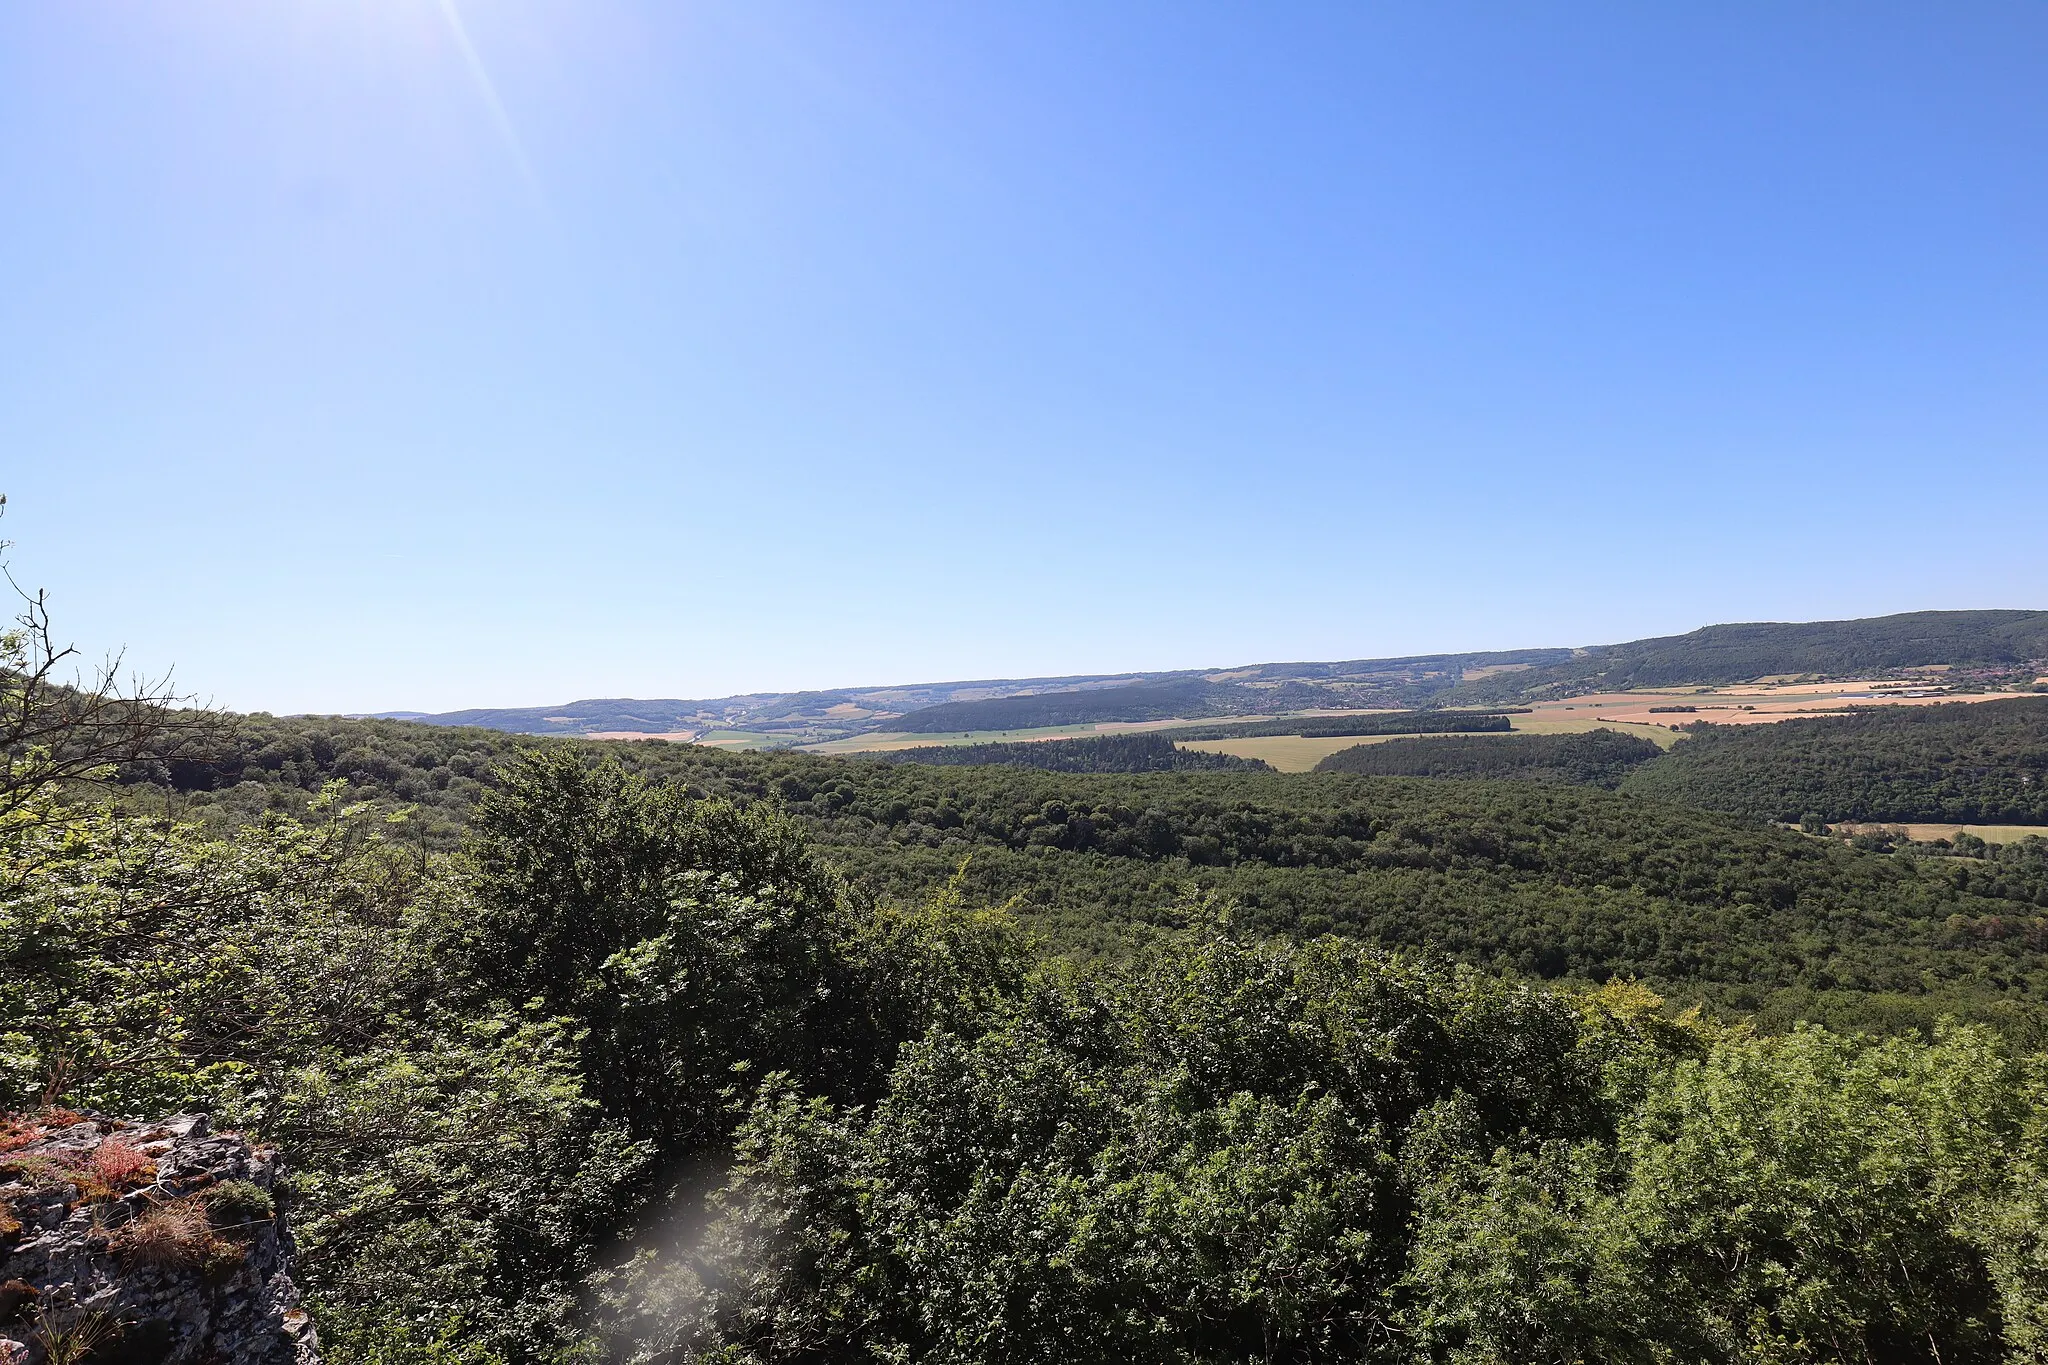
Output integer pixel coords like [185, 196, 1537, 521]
[4, 548, 2048, 1365]
[108, 709, 2048, 1039]
[1164, 712, 1516, 741]
[875, 732, 1268, 773]
[1622, 697, 2048, 823]
[13, 566, 2048, 1363]
[1315, 729, 1664, 788]
[13, 710, 2048, 1362]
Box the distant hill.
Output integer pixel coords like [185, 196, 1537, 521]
[1443, 610, 2048, 705]
[886, 679, 1359, 732]
[370, 651, 1568, 741]
[371, 670, 1202, 741]
[372, 609, 2047, 742]
[875, 733, 1269, 773]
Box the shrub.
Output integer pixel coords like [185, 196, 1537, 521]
[205, 1179, 275, 1231]
[76, 1138, 156, 1202]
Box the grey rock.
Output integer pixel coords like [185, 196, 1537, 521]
[0, 1114, 319, 1365]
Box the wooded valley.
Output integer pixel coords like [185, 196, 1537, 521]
[12, 612, 2048, 1364]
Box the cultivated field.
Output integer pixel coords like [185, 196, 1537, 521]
[1178, 714, 1685, 772]
[1174, 736, 1383, 771]
[801, 710, 1393, 757]
[1833, 822, 2048, 845]
[767, 679, 2039, 766]
[1522, 681, 2037, 729]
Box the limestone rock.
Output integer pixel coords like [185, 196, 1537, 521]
[0, 1112, 319, 1365]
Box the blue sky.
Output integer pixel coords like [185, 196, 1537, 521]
[3, 2, 2044, 714]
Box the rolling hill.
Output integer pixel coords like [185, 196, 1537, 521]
[371, 610, 2048, 743]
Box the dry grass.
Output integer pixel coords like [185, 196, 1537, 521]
[112, 1196, 220, 1270]
[1503, 715, 1684, 748]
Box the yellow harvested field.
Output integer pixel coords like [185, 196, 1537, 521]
[802, 682, 2037, 763]
[1835, 823, 2048, 845]
[1176, 736, 1380, 771]
[1520, 681, 2035, 730]
[1182, 716, 1689, 771]
[1503, 715, 1684, 747]
[584, 730, 700, 742]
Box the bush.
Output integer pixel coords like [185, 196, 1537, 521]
[205, 1178, 275, 1230]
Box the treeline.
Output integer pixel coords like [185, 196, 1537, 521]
[115, 711, 544, 846]
[20, 748, 2048, 1363]
[1166, 711, 1517, 741]
[1315, 728, 1664, 788]
[110, 712, 2048, 1038]
[876, 732, 1268, 773]
[886, 678, 1358, 732]
[1621, 697, 2048, 823]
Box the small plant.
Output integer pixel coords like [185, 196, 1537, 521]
[27, 1305, 122, 1365]
[0, 1277, 34, 1318]
[74, 1140, 155, 1204]
[205, 1179, 275, 1231]
[0, 1111, 82, 1156]
[0, 1154, 77, 1189]
[87, 1141, 153, 1187]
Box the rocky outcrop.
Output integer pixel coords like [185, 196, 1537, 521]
[0, 1112, 318, 1365]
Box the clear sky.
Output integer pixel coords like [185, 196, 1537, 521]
[3, 2, 2044, 714]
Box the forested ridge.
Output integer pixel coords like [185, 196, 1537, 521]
[111, 709, 2048, 1038]
[1163, 711, 1517, 741]
[1623, 697, 2048, 823]
[1315, 729, 1664, 788]
[875, 732, 1269, 772]
[377, 609, 2048, 736]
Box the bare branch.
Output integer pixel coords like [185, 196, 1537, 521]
[1, 496, 231, 821]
